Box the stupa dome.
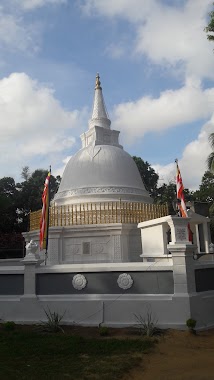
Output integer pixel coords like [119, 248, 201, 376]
[54, 74, 151, 205]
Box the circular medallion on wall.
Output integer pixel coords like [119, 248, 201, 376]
[72, 274, 87, 290]
[117, 273, 133, 290]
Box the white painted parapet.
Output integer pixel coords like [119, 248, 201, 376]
[138, 216, 170, 261]
[138, 214, 210, 261]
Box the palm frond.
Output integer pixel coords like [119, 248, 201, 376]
[209, 133, 214, 149]
[207, 152, 214, 172]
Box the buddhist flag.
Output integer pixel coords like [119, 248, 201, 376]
[175, 159, 192, 242]
[40, 170, 51, 251]
[175, 159, 188, 218]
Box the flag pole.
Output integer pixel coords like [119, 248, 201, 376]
[45, 165, 51, 265]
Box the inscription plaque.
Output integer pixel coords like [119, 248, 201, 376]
[175, 227, 187, 241]
[82, 242, 90, 255]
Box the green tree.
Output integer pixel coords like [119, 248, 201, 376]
[155, 182, 176, 206]
[193, 171, 214, 203]
[207, 133, 214, 172]
[133, 156, 159, 198]
[193, 171, 214, 242]
[155, 181, 194, 212]
[21, 166, 31, 181]
[205, 3, 214, 42]
[0, 177, 18, 232]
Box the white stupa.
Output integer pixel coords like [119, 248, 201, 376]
[54, 74, 151, 206]
[28, 74, 168, 265]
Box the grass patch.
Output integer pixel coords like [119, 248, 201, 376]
[0, 329, 153, 379]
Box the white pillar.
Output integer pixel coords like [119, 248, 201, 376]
[203, 222, 210, 253]
[169, 243, 196, 294]
[195, 224, 200, 253]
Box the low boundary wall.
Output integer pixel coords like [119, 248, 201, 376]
[0, 258, 214, 330]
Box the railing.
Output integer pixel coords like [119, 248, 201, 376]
[30, 201, 169, 231]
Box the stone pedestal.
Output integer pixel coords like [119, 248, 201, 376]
[22, 262, 38, 298]
[23, 224, 142, 265]
[22, 240, 39, 298]
[167, 216, 192, 245]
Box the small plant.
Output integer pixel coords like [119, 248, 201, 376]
[3, 321, 16, 331]
[41, 307, 65, 333]
[186, 318, 197, 334]
[134, 311, 159, 337]
[99, 326, 109, 337]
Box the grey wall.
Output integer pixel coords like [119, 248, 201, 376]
[195, 268, 214, 292]
[0, 274, 24, 295]
[36, 271, 174, 295]
[0, 260, 23, 267]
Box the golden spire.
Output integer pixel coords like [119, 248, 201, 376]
[95, 73, 102, 90]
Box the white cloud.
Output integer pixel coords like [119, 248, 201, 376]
[153, 163, 175, 186]
[0, 73, 86, 179]
[0, 0, 67, 53]
[113, 78, 214, 141]
[0, 8, 40, 53]
[105, 43, 126, 59]
[135, 0, 214, 80]
[111, 75, 214, 190]
[152, 118, 213, 190]
[13, 0, 67, 11]
[81, 0, 214, 80]
[80, 0, 155, 22]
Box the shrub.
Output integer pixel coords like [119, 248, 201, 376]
[41, 307, 65, 333]
[3, 321, 16, 331]
[186, 318, 197, 333]
[134, 311, 159, 337]
[99, 326, 109, 337]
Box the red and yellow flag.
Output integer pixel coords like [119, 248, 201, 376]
[40, 170, 51, 251]
[175, 159, 187, 218]
[175, 159, 192, 242]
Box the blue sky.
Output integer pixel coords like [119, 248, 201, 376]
[0, 0, 214, 189]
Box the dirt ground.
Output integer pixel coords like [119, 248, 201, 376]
[123, 329, 214, 380]
[59, 326, 214, 379]
[3, 325, 214, 379]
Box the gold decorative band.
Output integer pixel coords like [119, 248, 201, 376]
[29, 201, 169, 231]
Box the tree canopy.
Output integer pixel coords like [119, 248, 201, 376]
[133, 156, 159, 198]
[0, 177, 18, 233]
[0, 169, 61, 233]
[193, 171, 214, 204]
[205, 3, 214, 42]
[207, 133, 214, 173]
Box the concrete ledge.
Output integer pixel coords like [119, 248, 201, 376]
[37, 262, 173, 273]
[37, 294, 173, 301]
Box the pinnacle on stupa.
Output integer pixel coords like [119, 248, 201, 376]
[89, 73, 111, 129]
